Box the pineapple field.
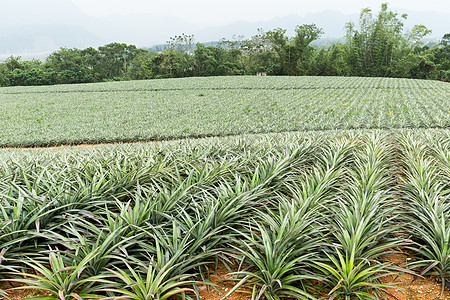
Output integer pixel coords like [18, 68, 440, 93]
[0, 76, 448, 147]
[0, 76, 449, 299]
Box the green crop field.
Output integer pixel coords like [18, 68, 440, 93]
[0, 129, 449, 299]
[0, 76, 449, 299]
[0, 76, 449, 147]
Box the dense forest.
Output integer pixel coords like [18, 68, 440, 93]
[0, 4, 448, 87]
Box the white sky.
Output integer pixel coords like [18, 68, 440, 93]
[71, 0, 450, 25]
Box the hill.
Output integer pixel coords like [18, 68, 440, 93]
[0, 1, 448, 56]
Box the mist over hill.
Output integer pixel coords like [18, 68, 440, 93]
[0, 0, 448, 58]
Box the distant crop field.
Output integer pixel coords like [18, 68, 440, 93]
[0, 76, 448, 147]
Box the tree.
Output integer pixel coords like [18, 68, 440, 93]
[97, 43, 139, 79]
[126, 50, 156, 80]
[80, 47, 102, 81]
[345, 3, 431, 77]
[45, 48, 94, 84]
[345, 4, 403, 76]
[153, 48, 195, 78]
[442, 34, 450, 46]
[293, 24, 324, 52]
[0, 64, 10, 86]
[220, 29, 278, 74]
[264, 24, 323, 75]
[328, 43, 350, 76]
[294, 24, 324, 74]
[405, 25, 433, 50]
[194, 44, 238, 76]
[429, 33, 450, 81]
[263, 28, 289, 74]
[167, 34, 195, 54]
[4, 56, 24, 71]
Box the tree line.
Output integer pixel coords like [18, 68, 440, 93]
[0, 4, 448, 87]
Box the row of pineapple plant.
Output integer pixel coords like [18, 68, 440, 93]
[0, 129, 448, 299]
[399, 132, 450, 295]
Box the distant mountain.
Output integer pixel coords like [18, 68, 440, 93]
[90, 14, 202, 47]
[194, 9, 449, 42]
[0, 0, 89, 26]
[0, 24, 103, 53]
[0, 0, 448, 58]
[193, 10, 355, 42]
[0, 0, 101, 54]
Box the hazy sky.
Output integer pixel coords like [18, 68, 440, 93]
[72, 0, 450, 25]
